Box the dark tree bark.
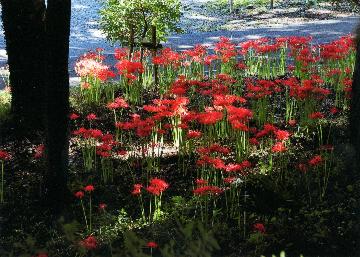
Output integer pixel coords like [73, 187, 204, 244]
[1, 0, 46, 133]
[0, 0, 71, 215]
[43, 0, 71, 215]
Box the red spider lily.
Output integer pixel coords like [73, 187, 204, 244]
[115, 59, 144, 76]
[249, 138, 259, 145]
[320, 35, 354, 61]
[157, 129, 167, 135]
[84, 185, 95, 192]
[230, 120, 249, 131]
[253, 223, 266, 234]
[72, 127, 88, 136]
[204, 54, 218, 65]
[224, 177, 236, 184]
[86, 113, 97, 121]
[254, 41, 284, 54]
[195, 178, 208, 186]
[97, 69, 116, 81]
[101, 134, 115, 143]
[241, 160, 252, 169]
[209, 144, 231, 155]
[193, 185, 223, 196]
[146, 241, 158, 248]
[107, 102, 120, 110]
[197, 144, 230, 155]
[117, 150, 127, 156]
[255, 123, 277, 138]
[186, 130, 202, 139]
[80, 235, 97, 250]
[197, 111, 223, 125]
[114, 48, 128, 60]
[75, 56, 111, 80]
[330, 107, 339, 115]
[132, 184, 143, 195]
[211, 157, 226, 170]
[236, 61, 247, 70]
[113, 97, 129, 108]
[89, 129, 103, 139]
[214, 37, 237, 63]
[146, 178, 169, 196]
[97, 143, 112, 152]
[183, 44, 207, 63]
[81, 82, 91, 89]
[34, 144, 45, 159]
[75, 191, 84, 199]
[226, 106, 253, 121]
[309, 112, 324, 120]
[154, 48, 182, 67]
[213, 94, 247, 107]
[309, 155, 323, 166]
[75, 128, 103, 139]
[152, 56, 166, 65]
[115, 121, 136, 130]
[225, 163, 243, 173]
[96, 150, 111, 158]
[288, 119, 297, 126]
[274, 130, 291, 141]
[271, 142, 287, 153]
[0, 150, 10, 161]
[70, 113, 80, 120]
[99, 203, 107, 210]
[297, 163, 308, 173]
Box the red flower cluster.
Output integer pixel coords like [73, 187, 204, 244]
[131, 184, 143, 195]
[193, 185, 223, 196]
[70, 113, 80, 120]
[80, 235, 97, 250]
[0, 150, 10, 161]
[253, 223, 266, 234]
[84, 185, 95, 192]
[115, 60, 144, 80]
[146, 178, 169, 196]
[214, 37, 237, 63]
[187, 130, 202, 139]
[75, 191, 85, 199]
[309, 155, 323, 166]
[34, 144, 45, 159]
[146, 241, 158, 248]
[107, 97, 129, 110]
[271, 142, 287, 153]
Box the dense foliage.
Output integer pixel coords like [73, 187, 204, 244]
[99, 0, 181, 48]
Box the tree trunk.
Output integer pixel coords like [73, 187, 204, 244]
[151, 25, 159, 86]
[0, 0, 46, 134]
[350, 24, 360, 163]
[0, 0, 71, 216]
[43, 0, 71, 215]
[129, 26, 135, 60]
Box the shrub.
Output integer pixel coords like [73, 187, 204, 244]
[99, 0, 181, 54]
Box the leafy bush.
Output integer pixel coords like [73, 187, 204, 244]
[0, 88, 11, 122]
[99, 0, 181, 49]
